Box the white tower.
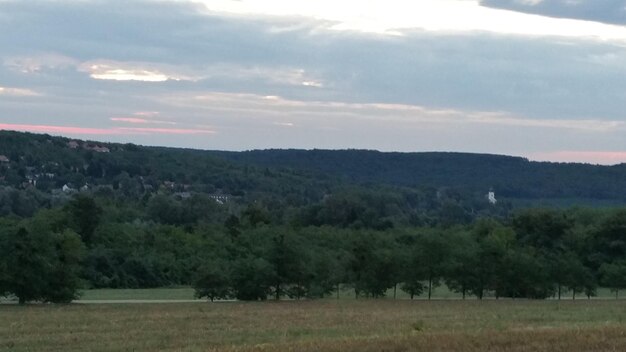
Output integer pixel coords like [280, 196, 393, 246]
[487, 190, 497, 205]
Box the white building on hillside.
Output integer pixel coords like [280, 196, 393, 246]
[487, 190, 497, 205]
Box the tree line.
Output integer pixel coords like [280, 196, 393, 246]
[2, 194, 626, 303]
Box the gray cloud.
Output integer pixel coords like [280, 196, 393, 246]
[1, 0, 626, 161]
[480, 0, 626, 25]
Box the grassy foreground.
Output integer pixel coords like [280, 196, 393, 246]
[3, 300, 626, 351]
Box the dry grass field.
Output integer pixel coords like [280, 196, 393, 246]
[3, 300, 626, 351]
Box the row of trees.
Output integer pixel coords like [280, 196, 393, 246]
[4, 194, 626, 303]
[192, 217, 626, 302]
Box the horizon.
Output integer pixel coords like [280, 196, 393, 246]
[2, 0, 626, 164]
[2, 128, 625, 166]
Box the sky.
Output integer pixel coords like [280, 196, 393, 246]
[1, 0, 626, 164]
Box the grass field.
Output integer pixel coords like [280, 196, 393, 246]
[79, 287, 197, 301]
[3, 300, 626, 351]
[75, 285, 621, 301]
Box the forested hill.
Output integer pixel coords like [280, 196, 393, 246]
[2, 130, 626, 208]
[211, 149, 626, 201]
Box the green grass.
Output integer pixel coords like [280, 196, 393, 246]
[3, 300, 626, 351]
[79, 287, 196, 301]
[74, 285, 621, 301]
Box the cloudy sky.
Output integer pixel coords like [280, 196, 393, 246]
[2, 0, 626, 164]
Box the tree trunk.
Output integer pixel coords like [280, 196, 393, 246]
[428, 276, 432, 300]
[336, 283, 340, 300]
[18, 296, 25, 305]
[275, 283, 281, 301]
[393, 284, 397, 300]
[617, 289, 619, 300]
[558, 283, 561, 300]
[462, 287, 466, 300]
[410, 292, 414, 300]
[297, 281, 301, 300]
[572, 289, 575, 301]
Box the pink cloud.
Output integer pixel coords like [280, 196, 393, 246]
[0, 123, 215, 136]
[110, 117, 150, 124]
[0, 123, 124, 135]
[134, 111, 160, 117]
[110, 114, 177, 125]
[119, 127, 215, 135]
[530, 151, 626, 165]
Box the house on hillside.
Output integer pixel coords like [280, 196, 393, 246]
[487, 189, 497, 205]
[88, 145, 111, 153]
[92, 145, 110, 153]
[0, 155, 9, 163]
[67, 141, 80, 149]
[82, 143, 110, 153]
[209, 194, 230, 205]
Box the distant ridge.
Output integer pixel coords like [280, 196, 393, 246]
[209, 149, 626, 201]
[1, 130, 626, 203]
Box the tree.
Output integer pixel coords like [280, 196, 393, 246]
[600, 262, 626, 299]
[347, 232, 395, 298]
[500, 248, 552, 299]
[415, 230, 450, 300]
[512, 209, 570, 251]
[45, 230, 86, 303]
[231, 257, 274, 301]
[0, 210, 87, 304]
[445, 231, 479, 299]
[194, 261, 231, 302]
[307, 249, 347, 299]
[464, 219, 514, 300]
[267, 232, 309, 300]
[591, 210, 626, 266]
[65, 194, 102, 246]
[241, 204, 271, 228]
[561, 253, 593, 300]
[3, 227, 51, 304]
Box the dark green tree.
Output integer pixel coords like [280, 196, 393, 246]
[65, 194, 102, 246]
[599, 261, 626, 299]
[231, 257, 274, 301]
[4, 227, 51, 304]
[194, 260, 231, 302]
[45, 229, 86, 303]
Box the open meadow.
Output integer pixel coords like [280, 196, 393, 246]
[3, 299, 626, 352]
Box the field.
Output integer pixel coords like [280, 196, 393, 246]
[3, 299, 626, 351]
[75, 286, 622, 301]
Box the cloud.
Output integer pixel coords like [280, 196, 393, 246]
[1, 0, 626, 159]
[0, 123, 215, 136]
[186, 0, 626, 42]
[118, 127, 215, 135]
[110, 117, 151, 124]
[192, 0, 626, 41]
[480, 0, 626, 26]
[273, 122, 294, 127]
[529, 151, 626, 165]
[78, 61, 194, 82]
[110, 116, 178, 125]
[158, 90, 626, 132]
[0, 123, 120, 135]
[4, 53, 78, 73]
[0, 86, 40, 96]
